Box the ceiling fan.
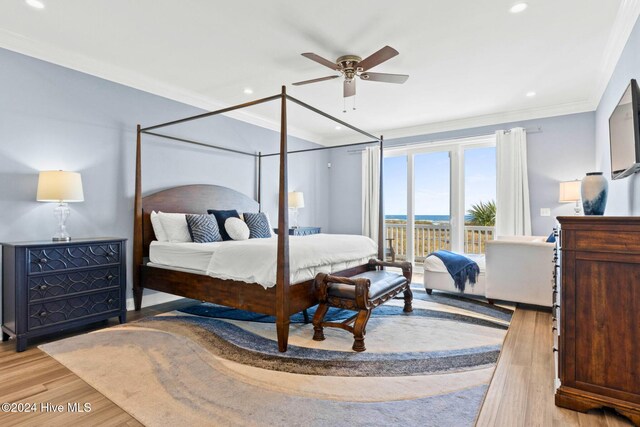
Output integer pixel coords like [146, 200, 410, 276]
[293, 45, 409, 98]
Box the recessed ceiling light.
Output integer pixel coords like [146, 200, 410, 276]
[243, 88, 253, 94]
[25, 0, 45, 9]
[335, 126, 342, 130]
[510, 2, 528, 13]
[526, 91, 536, 97]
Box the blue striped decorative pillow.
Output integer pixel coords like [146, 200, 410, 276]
[243, 212, 272, 239]
[185, 214, 223, 243]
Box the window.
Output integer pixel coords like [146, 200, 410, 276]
[384, 135, 496, 265]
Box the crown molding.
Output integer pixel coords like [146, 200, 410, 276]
[3, 1, 636, 149]
[590, 0, 640, 107]
[320, 99, 595, 146]
[0, 29, 323, 144]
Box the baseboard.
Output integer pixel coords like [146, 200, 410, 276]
[125, 291, 183, 311]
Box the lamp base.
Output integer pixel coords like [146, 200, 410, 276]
[574, 201, 582, 216]
[52, 202, 71, 242]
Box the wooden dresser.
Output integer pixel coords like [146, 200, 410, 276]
[1, 238, 127, 352]
[555, 217, 640, 425]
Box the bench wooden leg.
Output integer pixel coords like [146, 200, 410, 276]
[403, 287, 413, 313]
[352, 309, 371, 352]
[312, 302, 329, 341]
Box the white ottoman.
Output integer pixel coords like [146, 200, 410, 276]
[423, 253, 486, 297]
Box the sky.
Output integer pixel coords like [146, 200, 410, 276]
[384, 146, 496, 216]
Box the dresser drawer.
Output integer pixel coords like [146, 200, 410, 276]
[28, 267, 121, 302]
[28, 289, 121, 330]
[27, 242, 121, 274]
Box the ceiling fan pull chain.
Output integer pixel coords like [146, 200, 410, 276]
[353, 95, 357, 111]
[343, 97, 347, 113]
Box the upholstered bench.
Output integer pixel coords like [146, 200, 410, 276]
[312, 259, 413, 352]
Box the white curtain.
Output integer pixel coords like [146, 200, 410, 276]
[495, 128, 532, 236]
[362, 146, 380, 242]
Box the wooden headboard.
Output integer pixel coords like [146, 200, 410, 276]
[140, 184, 259, 257]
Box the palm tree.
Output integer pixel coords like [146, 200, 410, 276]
[467, 200, 496, 226]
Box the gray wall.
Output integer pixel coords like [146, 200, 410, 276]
[595, 15, 640, 215]
[329, 112, 596, 236]
[0, 48, 329, 308]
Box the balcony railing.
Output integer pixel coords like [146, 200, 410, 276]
[385, 221, 495, 261]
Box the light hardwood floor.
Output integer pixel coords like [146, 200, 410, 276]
[476, 307, 633, 426]
[0, 296, 634, 426]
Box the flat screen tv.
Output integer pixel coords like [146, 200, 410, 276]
[609, 79, 640, 180]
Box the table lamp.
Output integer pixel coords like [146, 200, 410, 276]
[288, 191, 305, 228]
[559, 180, 581, 215]
[37, 170, 84, 241]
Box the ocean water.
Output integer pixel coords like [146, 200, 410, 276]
[386, 215, 473, 222]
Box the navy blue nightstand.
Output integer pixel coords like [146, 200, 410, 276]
[1, 237, 127, 352]
[273, 227, 321, 236]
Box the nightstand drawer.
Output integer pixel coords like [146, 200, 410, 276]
[27, 242, 121, 274]
[28, 267, 121, 302]
[28, 289, 121, 331]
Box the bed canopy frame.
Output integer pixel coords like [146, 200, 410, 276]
[133, 86, 384, 352]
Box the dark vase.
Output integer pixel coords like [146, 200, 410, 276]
[581, 172, 608, 215]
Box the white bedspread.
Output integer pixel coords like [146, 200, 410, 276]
[205, 234, 377, 288]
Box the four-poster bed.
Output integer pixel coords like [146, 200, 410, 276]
[133, 86, 385, 352]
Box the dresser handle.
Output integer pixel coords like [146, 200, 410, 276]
[108, 298, 115, 304]
[553, 347, 558, 352]
[552, 326, 557, 332]
[39, 311, 47, 317]
[106, 274, 114, 280]
[107, 252, 116, 258]
[39, 285, 48, 291]
[39, 258, 48, 264]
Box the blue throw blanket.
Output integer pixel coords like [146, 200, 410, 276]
[427, 250, 479, 293]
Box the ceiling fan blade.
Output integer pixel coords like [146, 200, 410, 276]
[360, 72, 409, 84]
[344, 79, 356, 98]
[301, 53, 339, 70]
[357, 46, 399, 71]
[292, 75, 340, 86]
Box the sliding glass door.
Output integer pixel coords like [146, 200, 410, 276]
[384, 136, 496, 265]
[414, 151, 451, 261]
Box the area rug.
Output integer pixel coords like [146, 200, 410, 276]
[40, 286, 512, 427]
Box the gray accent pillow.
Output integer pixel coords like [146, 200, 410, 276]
[185, 214, 222, 243]
[243, 212, 272, 239]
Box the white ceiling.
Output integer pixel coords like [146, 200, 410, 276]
[1, 0, 639, 145]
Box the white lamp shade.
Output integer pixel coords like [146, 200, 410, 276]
[559, 180, 581, 203]
[288, 191, 305, 209]
[37, 170, 84, 202]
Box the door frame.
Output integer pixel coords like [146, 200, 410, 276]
[384, 134, 496, 264]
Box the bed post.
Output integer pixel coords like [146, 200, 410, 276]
[276, 86, 291, 352]
[257, 151, 262, 210]
[378, 136, 384, 260]
[133, 124, 144, 310]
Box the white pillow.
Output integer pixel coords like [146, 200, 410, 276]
[158, 212, 192, 242]
[150, 211, 168, 242]
[225, 217, 250, 240]
[263, 212, 275, 237]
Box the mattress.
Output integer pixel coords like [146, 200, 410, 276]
[150, 241, 223, 272]
[149, 234, 378, 288]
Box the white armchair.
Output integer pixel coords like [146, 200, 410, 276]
[485, 236, 554, 307]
